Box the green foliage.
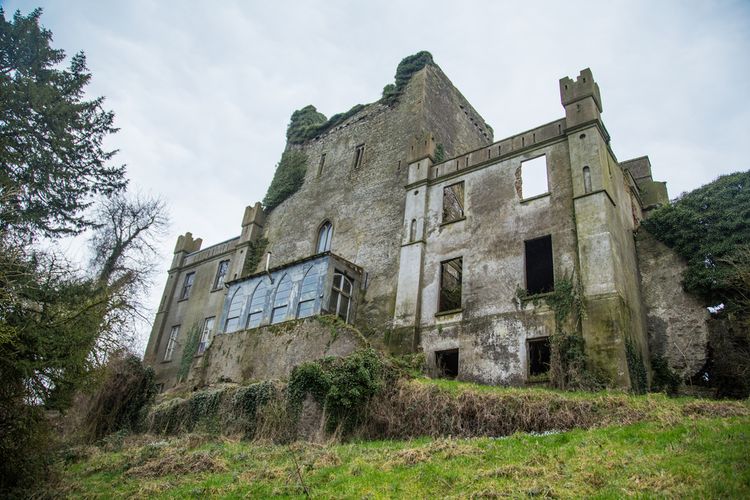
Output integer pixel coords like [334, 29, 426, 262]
[0, 8, 126, 240]
[286, 104, 366, 145]
[650, 355, 681, 396]
[434, 143, 446, 163]
[242, 237, 269, 276]
[178, 322, 202, 381]
[642, 170, 750, 308]
[83, 353, 157, 440]
[381, 50, 434, 105]
[288, 349, 385, 432]
[625, 338, 648, 395]
[262, 150, 308, 210]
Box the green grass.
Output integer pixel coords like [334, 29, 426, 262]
[53, 416, 750, 498]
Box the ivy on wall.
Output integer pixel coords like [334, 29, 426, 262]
[242, 237, 269, 277]
[286, 104, 366, 145]
[262, 151, 308, 211]
[380, 51, 434, 105]
[178, 321, 202, 381]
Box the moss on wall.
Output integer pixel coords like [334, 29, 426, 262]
[241, 237, 268, 277]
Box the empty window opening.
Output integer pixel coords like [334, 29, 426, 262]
[583, 166, 592, 193]
[436, 349, 459, 379]
[246, 281, 269, 329]
[409, 219, 417, 242]
[353, 144, 365, 169]
[520, 155, 549, 199]
[329, 272, 353, 322]
[224, 285, 248, 332]
[164, 325, 180, 361]
[522, 136, 525, 147]
[318, 153, 326, 176]
[528, 337, 551, 377]
[297, 265, 321, 319]
[197, 317, 215, 354]
[317, 221, 333, 253]
[213, 260, 230, 289]
[442, 181, 465, 223]
[180, 272, 195, 300]
[271, 274, 292, 324]
[439, 257, 463, 312]
[525, 235, 554, 295]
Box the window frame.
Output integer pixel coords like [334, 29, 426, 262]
[179, 272, 195, 300]
[316, 221, 333, 253]
[197, 317, 215, 354]
[329, 271, 353, 323]
[524, 235, 554, 296]
[442, 181, 465, 224]
[212, 260, 230, 290]
[353, 143, 365, 169]
[164, 325, 180, 361]
[438, 257, 463, 313]
[520, 154, 550, 201]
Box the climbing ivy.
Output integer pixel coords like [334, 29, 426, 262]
[242, 237, 269, 277]
[178, 322, 202, 382]
[434, 143, 446, 163]
[625, 337, 648, 395]
[262, 150, 308, 211]
[288, 349, 386, 432]
[286, 104, 366, 145]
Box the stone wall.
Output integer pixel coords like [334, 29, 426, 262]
[189, 317, 367, 386]
[636, 229, 709, 377]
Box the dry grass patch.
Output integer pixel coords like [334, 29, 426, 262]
[124, 449, 227, 478]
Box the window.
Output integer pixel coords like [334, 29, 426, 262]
[271, 274, 292, 324]
[179, 272, 195, 300]
[164, 325, 179, 361]
[329, 272, 353, 322]
[439, 257, 463, 312]
[197, 317, 215, 354]
[224, 286, 248, 332]
[435, 349, 459, 379]
[246, 281, 269, 329]
[583, 166, 592, 193]
[442, 182, 465, 223]
[409, 219, 417, 242]
[298, 265, 321, 319]
[317, 221, 333, 253]
[353, 144, 365, 169]
[318, 153, 326, 176]
[521, 155, 549, 199]
[528, 337, 551, 377]
[213, 260, 230, 289]
[525, 235, 554, 295]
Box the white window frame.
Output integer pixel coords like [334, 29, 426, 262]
[164, 325, 179, 361]
[197, 317, 215, 354]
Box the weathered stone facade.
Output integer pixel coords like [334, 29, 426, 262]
[145, 59, 706, 391]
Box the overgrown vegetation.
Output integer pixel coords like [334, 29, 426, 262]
[82, 353, 157, 441]
[262, 150, 308, 210]
[241, 237, 269, 276]
[643, 170, 750, 397]
[178, 322, 202, 381]
[380, 51, 434, 105]
[434, 143, 446, 163]
[625, 338, 648, 395]
[286, 104, 366, 145]
[650, 355, 682, 395]
[288, 349, 387, 432]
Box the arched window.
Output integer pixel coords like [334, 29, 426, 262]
[224, 285, 248, 333]
[409, 219, 417, 242]
[329, 272, 353, 322]
[317, 221, 333, 253]
[246, 280, 269, 329]
[583, 166, 592, 194]
[271, 274, 292, 324]
[297, 265, 321, 319]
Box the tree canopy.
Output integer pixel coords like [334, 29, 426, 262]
[642, 170, 750, 308]
[0, 8, 126, 240]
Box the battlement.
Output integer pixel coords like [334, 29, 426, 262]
[173, 231, 202, 254]
[560, 68, 602, 113]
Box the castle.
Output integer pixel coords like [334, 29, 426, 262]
[144, 55, 708, 391]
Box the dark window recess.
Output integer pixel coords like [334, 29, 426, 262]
[318, 153, 326, 176]
[442, 181, 465, 222]
[436, 349, 459, 379]
[525, 236, 554, 295]
[528, 337, 551, 376]
[180, 272, 195, 300]
[439, 257, 463, 312]
[353, 144, 365, 169]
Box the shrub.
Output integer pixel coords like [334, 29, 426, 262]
[262, 150, 308, 210]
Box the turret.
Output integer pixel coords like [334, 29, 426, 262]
[560, 68, 602, 128]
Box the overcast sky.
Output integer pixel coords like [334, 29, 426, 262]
[5, 0, 749, 351]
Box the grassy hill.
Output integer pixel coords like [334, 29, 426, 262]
[50, 379, 750, 498]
